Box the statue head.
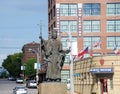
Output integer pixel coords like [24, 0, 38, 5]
[52, 29, 57, 39]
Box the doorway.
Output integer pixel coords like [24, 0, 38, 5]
[100, 78, 108, 94]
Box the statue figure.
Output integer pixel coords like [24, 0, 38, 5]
[40, 29, 70, 82]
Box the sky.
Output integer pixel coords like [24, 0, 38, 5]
[0, 0, 48, 66]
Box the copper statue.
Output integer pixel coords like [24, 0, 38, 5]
[40, 29, 70, 82]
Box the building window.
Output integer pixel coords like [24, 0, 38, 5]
[61, 70, 70, 82]
[83, 36, 101, 58]
[107, 3, 120, 16]
[107, 20, 120, 32]
[61, 37, 78, 61]
[84, 36, 101, 48]
[84, 3, 100, 16]
[60, 4, 77, 16]
[61, 37, 77, 49]
[64, 55, 70, 65]
[84, 20, 100, 32]
[107, 36, 120, 49]
[60, 20, 77, 32]
[110, 78, 113, 89]
[61, 37, 68, 49]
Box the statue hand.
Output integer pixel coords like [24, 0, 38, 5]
[65, 49, 71, 54]
[65, 47, 71, 54]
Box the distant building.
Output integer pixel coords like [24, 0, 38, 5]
[22, 41, 47, 81]
[22, 41, 40, 63]
[0, 67, 9, 77]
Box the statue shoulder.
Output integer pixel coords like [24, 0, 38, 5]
[56, 39, 62, 44]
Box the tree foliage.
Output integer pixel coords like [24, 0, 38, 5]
[1, 71, 7, 78]
[25, 58, 36, 77]
[2, 53, 23, 77]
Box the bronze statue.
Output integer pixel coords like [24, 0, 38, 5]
[40, 29, 70, 82]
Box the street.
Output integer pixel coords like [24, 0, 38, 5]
[0, 79, 38, 94]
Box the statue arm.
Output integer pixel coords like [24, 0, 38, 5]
[59, 42, 70, 54]
[40, 37, 47, 51]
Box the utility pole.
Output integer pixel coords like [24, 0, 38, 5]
[37, 20, 42, 85]
[39, 20, 42, 62]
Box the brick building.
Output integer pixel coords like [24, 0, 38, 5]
[48, 0, 120, 82]
[22, 41, 40, 63]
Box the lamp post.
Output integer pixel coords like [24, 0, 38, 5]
[29, 48, 40, 85]
[57, 24, 74, 94]
[68, 23, 74, 94]
[36, 50, 40, 85]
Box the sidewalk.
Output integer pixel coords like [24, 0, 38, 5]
[67, 90, 78, 94]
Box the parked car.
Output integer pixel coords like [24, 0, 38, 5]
[16, 78, 24, 83]
[26, 80, 37, 88]
[13, 86, 28, 94]
[8, 77, 16, 81]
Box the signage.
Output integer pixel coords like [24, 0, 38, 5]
[38, 63, 41, 69]
[21, 66, 25, 70]
[34, 63, 41, 69]
[89, 68, 114, 74]
[74, 73, 81, 77]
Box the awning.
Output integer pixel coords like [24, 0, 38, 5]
[89, 68, 114, 74]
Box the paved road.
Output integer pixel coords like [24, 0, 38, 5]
[0, 79, 38, 94]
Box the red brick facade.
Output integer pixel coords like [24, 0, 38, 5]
[48, 0, 120, 54]
[22, 41, 40, 63]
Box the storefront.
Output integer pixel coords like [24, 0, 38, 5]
[74, 55, 120, 94]
[90, 68, 114, 94]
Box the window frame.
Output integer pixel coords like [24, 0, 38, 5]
[84, 3, 100, 16]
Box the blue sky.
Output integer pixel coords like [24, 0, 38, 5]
[0, 0, 48, 66]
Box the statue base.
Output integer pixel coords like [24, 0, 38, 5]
[38, 82, 67, 94]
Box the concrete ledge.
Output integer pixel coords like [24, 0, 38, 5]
[38, 82, 67, 94]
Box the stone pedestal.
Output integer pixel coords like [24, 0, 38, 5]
[38, 82, 67, 94]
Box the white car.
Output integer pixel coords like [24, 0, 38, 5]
[16, 78, 24, 83]
[26, 80, 37, 88]
[13, 86, 28, 94]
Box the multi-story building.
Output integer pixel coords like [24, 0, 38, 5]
[22, 41, 40, 63]
[48, 0, 120, 82]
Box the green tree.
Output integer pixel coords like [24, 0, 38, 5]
[25, 58, 36, 77]
[1, 71, 7, 78]
[2, 53, 22, 77]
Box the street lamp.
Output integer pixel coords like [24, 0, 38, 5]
[29, 48, 40, 85]
[68, 23, 74, 94]
[58, 24, 74, 94]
